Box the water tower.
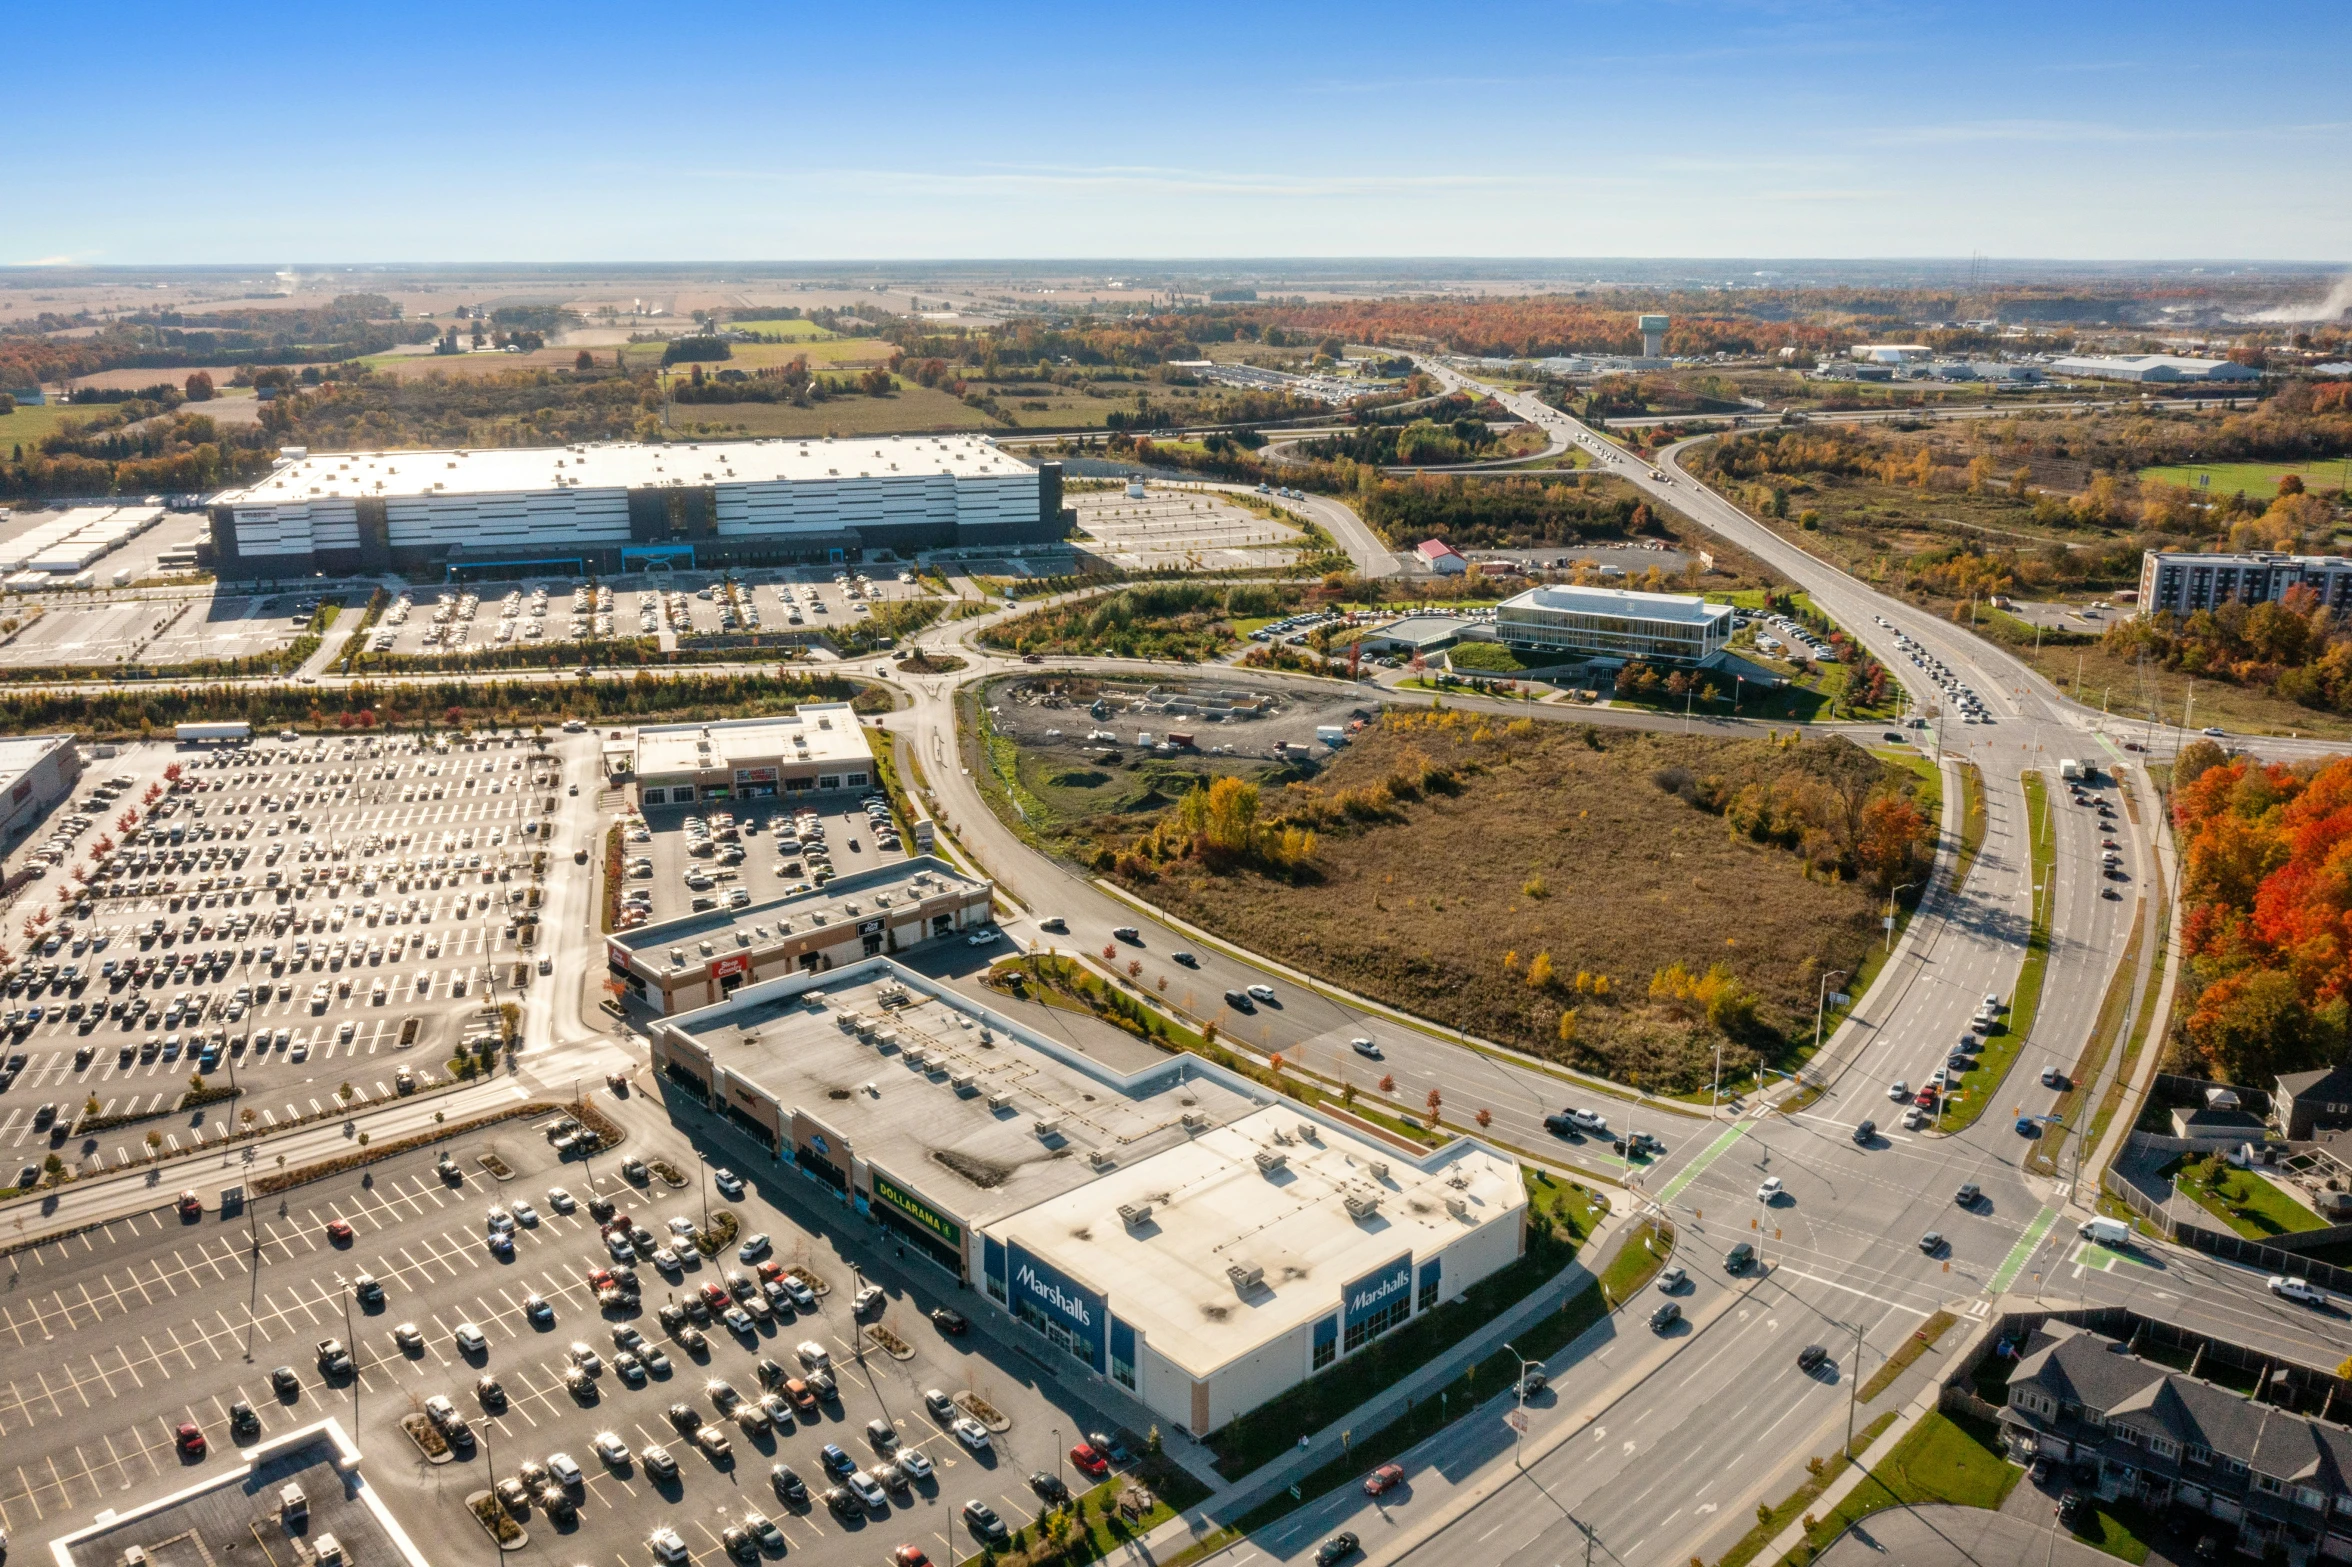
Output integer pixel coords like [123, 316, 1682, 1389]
[1639, 314, 1670, 358]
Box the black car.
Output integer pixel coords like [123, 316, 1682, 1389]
[587, 1195, 617, 1222]
[1649, 1302, 1681, 1332]
[1171, 951, 1199, 967]
[823, 1486, 861, 1519]
[1030, 1470, 1071, 1504]
[1223, 990, 1255, 1013]
[770, 1464, 809, 1506]
[269, 1365, 301, 1396]
[930, 1307, 969, 1335]
[1543, 1113, 1580, 1138]
[2058, 1491, 2088, 1528]
[1316, 1533, 1362, 1566]
[1798, 1344, 1830, 1373]
[229, 1399, 259, 1437]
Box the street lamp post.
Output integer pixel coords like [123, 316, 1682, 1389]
[1884, 882, 1915, 954]
[1842, 1319, 1864, 1459]
[1814, 969, 1849, 1061]
[1502, 1340, 1542, 1468]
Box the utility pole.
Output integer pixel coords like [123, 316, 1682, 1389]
[1845, 1318, 1864, 1458]
[1814, 968, 1849, 1061]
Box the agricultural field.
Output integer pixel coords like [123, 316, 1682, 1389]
[678, 382, 996, 437]
[996, 709, 1935, 1091]
[0, 399, 133, 450]
[728, 316, 834, 339]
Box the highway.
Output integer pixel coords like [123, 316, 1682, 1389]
[887, 372, 2192, 1567]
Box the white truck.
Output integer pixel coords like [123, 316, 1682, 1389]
[2079, 1216, 2131, 1248]
[2059, 758, 2082, 781]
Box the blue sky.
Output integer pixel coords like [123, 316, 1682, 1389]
[15, 0, 2349, 264]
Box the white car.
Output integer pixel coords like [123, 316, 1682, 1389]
[964, 928, 1001, 946]
[951, 1415, 991, 1450]
[898, 1446, 934, 1479]
[1246, 984, 1276, 1002]
[667, 1215, 699, 1238]
[1568, 1108, 1607, 1133]
[454, 1323, 487, 1354]
[593, 1431, 632, 1467]
[546, 1186, 575, 1213]
[2269, 1275, 2328, 1308]
[509, 1200, 539, 1227]
[649, 1526, 690, 1564]
[796, 1340, 831, 1371]
[1887, 1081, 1910, 1103]
[1351, 1037, 1382, 1058]
[486, 1206, 514, 1233]
[1757, 1177, 1784, 1203]
[547, 1452, 583, 1488]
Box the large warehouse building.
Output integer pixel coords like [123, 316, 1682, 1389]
[648, 959, 1526, 1438]
[0, 733, 83, 845]
[607, 856, 995, 1013]
[206, 435, 1068, 579]
[1494, 583, 1734, 666]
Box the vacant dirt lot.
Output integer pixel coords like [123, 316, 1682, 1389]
[1109, 714, 1925, 1091]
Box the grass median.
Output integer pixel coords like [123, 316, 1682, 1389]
[1772, 1411, 2020, 1565]
[1937, 770, 2052, 1135]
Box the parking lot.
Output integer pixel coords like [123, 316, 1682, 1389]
[1071, 487, 1307, 572]
[0, 587, 308, 669]
[362, 570, 939, 659]
[0, 1093, 1157, 1567]
[0, 732, 584, 1178]
[620, 793, 910, 931]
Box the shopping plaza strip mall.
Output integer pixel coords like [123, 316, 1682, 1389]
[647, 957, 1527, 1439]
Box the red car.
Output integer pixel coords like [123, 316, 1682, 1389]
[1069, 1442, 1110, 1478]
[891, 1550, 931, 1567]
[701, 1281, 734, 1310]
[1914, 1087, 1940, 1108]
[176, 1422, 206, 1456]
[756, 1260, 787, 1282]
[1363, 1463, 1405, 1496]
[587, 1266, 616, 1292]
[326, 1219, 354, 1244]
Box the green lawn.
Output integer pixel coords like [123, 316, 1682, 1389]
[1781, 1412, 2020, 1563]
[0, 401, 126, 451]
[1939, 771, 2053, 1133]
[2168, 1156, 2327, 1239]
[2141, 459, 2352, 499]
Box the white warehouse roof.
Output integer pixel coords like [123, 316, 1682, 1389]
[1498, 584, 1733, 626]
[219, 435, 1030, 505]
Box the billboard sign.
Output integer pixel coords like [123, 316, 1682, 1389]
[709, 953, 752, 981]
[1342, 1252, 1414, 1333]
[1007, 1241, 1106, 1372]
[734, 766, 779, 787]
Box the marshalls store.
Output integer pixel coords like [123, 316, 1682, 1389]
[647, 957, 1526, 1437]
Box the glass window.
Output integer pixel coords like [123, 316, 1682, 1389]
[1342, 1295, 1409, 1355]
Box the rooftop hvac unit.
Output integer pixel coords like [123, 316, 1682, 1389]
[950, 1073, 976, 1093]
[904, 1050, 929, 1070]
[1034, 1117, 1062, 1138]
[843, 902, 860, 914]
[1445, 1196, 1469, 1219]
[1254, 1149, 1287, 1175]
[1297, 1122, 1318, 1143]
[987, 1092, 1011, 1110]
[1118, 1202, 1153, 1227]
[1087, 1148, 1115, 1170]
[1369, 1161, 1389, 1180]
[1181, 1111, 1211, 1132]
[1344, 1193, 1382, 1220]
[1227, 1261, 1265, 1292]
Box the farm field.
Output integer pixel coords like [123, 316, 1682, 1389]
[0, 399, 138, 450]
[674, 383, 996, 437]
[2140, 458, 2352, 499]
[728, 316, 833, 339]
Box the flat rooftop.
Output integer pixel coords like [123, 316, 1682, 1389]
[634, 705, 872, 778]
[56, 1420, 425, 1567]
[218, 434, 1036, 505]
[611, 855, 985, 967]
[0, 733, 71, 784]
[664, 965, 1266, 1232]
[991, 1106, 1523, 1380]
[1499, 584, 1733, 625]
